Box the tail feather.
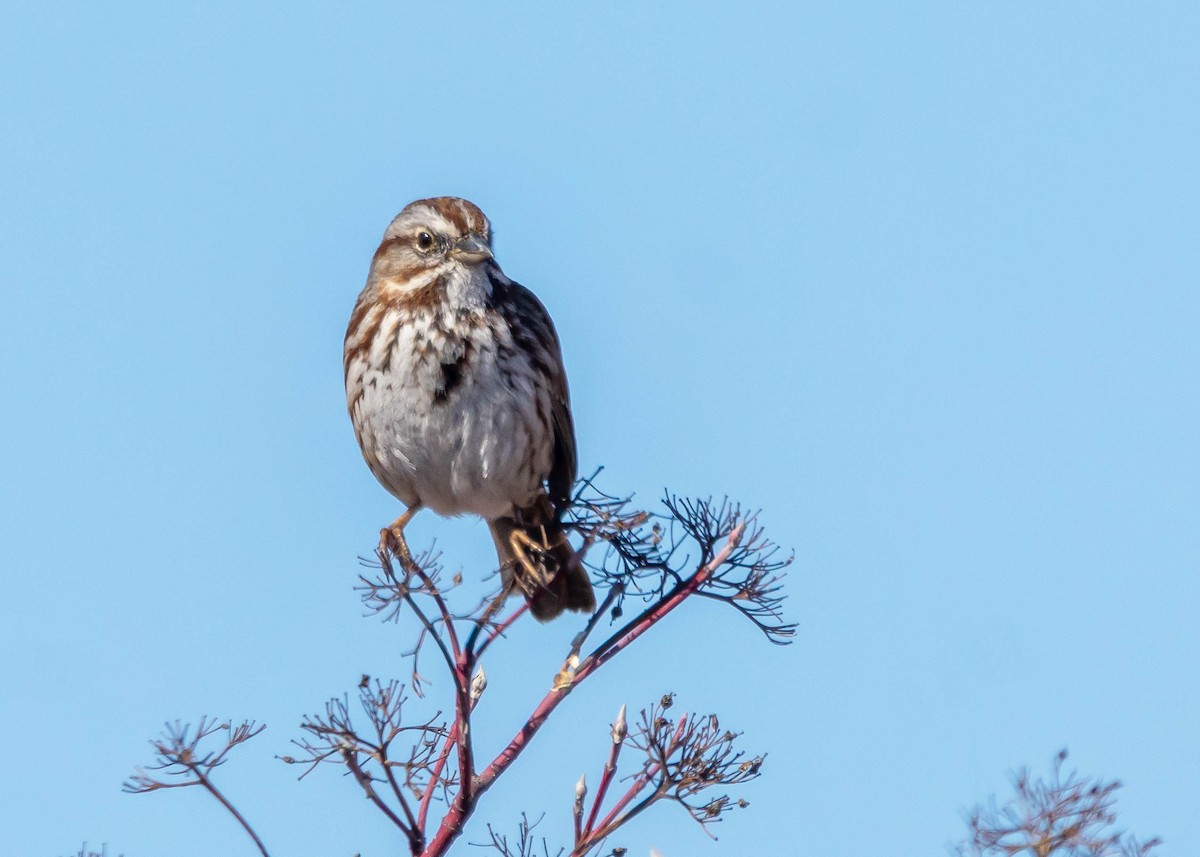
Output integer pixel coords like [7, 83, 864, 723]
[489, 512, 595, 622]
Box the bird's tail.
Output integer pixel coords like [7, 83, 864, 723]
[489, 502, 595, 622]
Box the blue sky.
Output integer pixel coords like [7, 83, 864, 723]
[2, 2, 1197, 855]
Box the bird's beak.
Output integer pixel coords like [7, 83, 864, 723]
[451, 234, 493, 265]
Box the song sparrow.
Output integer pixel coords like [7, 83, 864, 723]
[344, 197, 595, 621]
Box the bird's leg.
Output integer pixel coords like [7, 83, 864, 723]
[508, 525, 575, 590]
[380, 505, 421, 568]
[508, 528, 555, 594]
[539, 523, 573, 558]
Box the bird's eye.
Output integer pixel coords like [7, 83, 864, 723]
[416, 231, 436, 251]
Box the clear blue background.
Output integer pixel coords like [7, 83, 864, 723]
[2, 2, 1197, 855]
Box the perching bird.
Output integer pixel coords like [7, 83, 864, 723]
[343, 197, 595, 620]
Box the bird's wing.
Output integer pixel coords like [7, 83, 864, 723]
[505, 278, 577, 516]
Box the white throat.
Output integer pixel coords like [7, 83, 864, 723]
[442, 261, 494, 312]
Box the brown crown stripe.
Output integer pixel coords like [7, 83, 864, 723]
[442, 200, 470, 234]
[415, 196, 488, 236]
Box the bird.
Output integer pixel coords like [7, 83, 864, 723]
[343, 197, 595, 621]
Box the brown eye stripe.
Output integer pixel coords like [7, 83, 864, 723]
[372, 236, 406, 260]
[375, 230, 447, 260]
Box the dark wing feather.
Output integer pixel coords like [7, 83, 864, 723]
[502, 277, 577, 519]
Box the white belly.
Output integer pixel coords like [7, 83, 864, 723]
[348, 307, 551, 519]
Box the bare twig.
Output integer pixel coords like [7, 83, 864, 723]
[958, 750, 1161, 857]
[123, 718, 270, 857]
[474, 812, 564, 857]
[582, 704, 627, 839]
[283, 681, 447, 854]
[132, 483, 793, 857]
[565, 697, 761, 855]
[472, 602, 529, 661]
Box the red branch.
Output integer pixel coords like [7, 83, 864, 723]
[474, 603, 529, 661]
[418, 720, 458, 834]
[415, 603, 526, 840]
[419, 523, 746, 857]
[583, 715, 689, 848]
[582, 729, 623, 837]
[453, 655, 474, 824]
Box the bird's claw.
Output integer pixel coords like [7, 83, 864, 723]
[508, 527, 568, 595]
[379, 506, 420, 569]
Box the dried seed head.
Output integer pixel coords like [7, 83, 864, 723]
[739, 756, 763, 775]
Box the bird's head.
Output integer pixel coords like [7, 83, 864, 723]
[370, 197, 495, 290]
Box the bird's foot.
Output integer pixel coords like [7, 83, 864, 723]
[508, 527, 560, 595]
[379, 506, 420, 570]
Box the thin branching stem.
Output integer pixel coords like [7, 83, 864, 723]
[124, 720, 270, 856]
[342, 746, 414, 839]
[380, 753, 422, 845]
[134, 487, 792, 857]
[473, 524, 746, 804]
[472, 603, 529, 662]
[406, 559, 463, 660]
[582, 734, 623, 837]
[196, 772, 271, 857]
[586, 717, 687, 845]
[579, 524, 746, 680]
[568, 583, 624, 664]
